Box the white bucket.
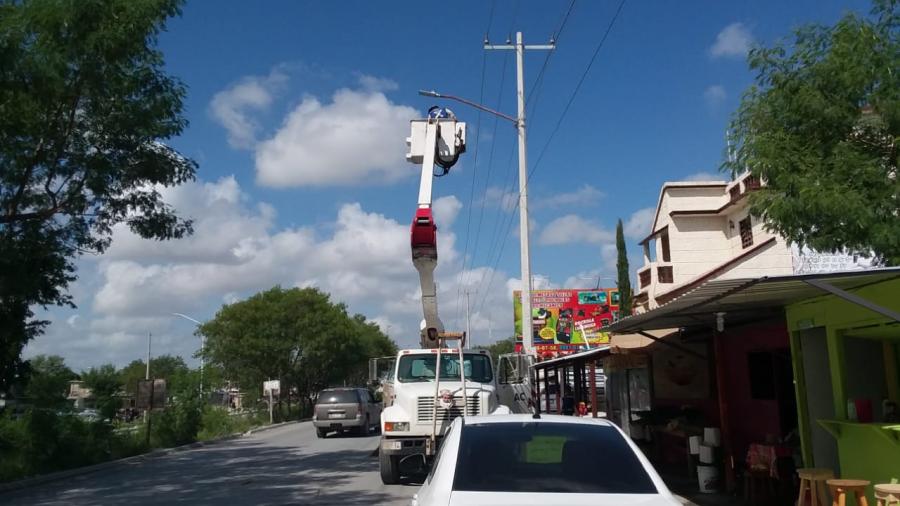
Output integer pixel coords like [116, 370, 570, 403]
[697, 465, 720, 493]
[688, 436, 702, 455]
[703, 427, 721, 447]
[699, 444, 716, 464]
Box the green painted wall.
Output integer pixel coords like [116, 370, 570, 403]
[787, 278, 900, 500]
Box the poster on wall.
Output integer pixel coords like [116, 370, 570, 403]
[791, 245, 879, 274]
[651, 343, 709, 399]
[513, 289, 618, 352]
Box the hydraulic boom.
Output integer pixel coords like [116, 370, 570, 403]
[405, 107, 466, 348]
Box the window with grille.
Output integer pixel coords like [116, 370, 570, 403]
[739, 217, 753, 248]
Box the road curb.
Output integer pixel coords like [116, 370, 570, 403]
[0, 419, 309, 495]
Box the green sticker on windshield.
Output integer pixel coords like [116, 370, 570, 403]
[524, 435, 566, 464]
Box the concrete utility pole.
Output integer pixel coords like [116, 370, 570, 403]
[485, 32, 554, 356]
[465, 290, 472, 349]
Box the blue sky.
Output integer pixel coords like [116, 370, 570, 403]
[27, 0, 873, 370]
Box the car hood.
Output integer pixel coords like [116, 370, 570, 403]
[448, 491, 681, 506]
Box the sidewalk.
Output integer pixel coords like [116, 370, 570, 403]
[664, 472, 744, 506]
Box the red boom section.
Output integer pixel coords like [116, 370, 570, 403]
[411, 208, 437, 260]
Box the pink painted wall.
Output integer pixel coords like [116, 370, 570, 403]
[719, 320, 790, 460]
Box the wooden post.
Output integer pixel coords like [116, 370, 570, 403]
[544, 368, 551, 413]
[790, 330, 815, 467]
[713, 332, 736, 492]
[590, 360, 598, 418]
[145, 379, 154, 447]
[825, 328, 847, 420]
[555, 367, 562, 414]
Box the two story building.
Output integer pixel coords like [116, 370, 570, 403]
[635, 172, 794, 311]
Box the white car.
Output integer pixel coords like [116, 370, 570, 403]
[410, 414, 681, 506]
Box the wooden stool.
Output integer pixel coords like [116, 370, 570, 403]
[827, 479, 871, 506]
[875, 484, 900, 506]
[798, 468, 834, 506]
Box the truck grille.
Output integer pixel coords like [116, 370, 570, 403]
[417, 396, 480, 422]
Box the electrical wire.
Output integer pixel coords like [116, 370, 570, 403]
[475, 0, 628, 314]
[454, 0, 496, 326]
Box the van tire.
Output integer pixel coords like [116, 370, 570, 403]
[379, 448, 401, 484]
[316, 427, 327, 438]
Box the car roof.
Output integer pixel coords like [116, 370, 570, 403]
[460, 414, 617, 427]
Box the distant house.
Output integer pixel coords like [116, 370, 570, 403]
[67, 380, 94, 410]
[635, 172, 792, 311]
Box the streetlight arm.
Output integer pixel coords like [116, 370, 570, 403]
[172, 313, 202, 325]
[418, 90, 518, 124]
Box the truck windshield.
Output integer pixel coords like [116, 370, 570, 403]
[397, 353, 493, 383]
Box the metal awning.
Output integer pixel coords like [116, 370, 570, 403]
[603, 268, 900, 334]
[533, 346, 611, 370]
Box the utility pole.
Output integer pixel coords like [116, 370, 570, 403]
[465, 290, 472, 349]
[485, 32, 554, 357]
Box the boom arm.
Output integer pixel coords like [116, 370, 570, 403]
[406, 110, 466, 348]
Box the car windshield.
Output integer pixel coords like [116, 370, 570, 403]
[397, 353, 493, 383]
[318, 390, 358, 404]
[452, 422, 657, 494]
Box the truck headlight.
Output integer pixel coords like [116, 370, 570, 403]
[384, 421, 409, 432]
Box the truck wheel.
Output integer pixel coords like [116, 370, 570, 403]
[379, 448, 401, 484]
[316, 427, 327, 439]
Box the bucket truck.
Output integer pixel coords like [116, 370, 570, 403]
[372, 107, 508, 484]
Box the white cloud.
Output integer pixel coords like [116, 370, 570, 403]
[704, 85, 726, 107]
[255, 88, 417, 187]
[624, 207, 656, 240]
[538, 215, 613, 245]
[482, 186, 519, 213]
[710, 22, 754, 59]
[209, 68, 288, 149]
[26, 176, 540, 367]
[684, 171, 726, 182]
[535, 184, 604, 208]
[358, 74, 399, 92]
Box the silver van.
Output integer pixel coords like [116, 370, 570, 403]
[313, 387, 381, 438]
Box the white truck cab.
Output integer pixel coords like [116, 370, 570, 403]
[374, 347, 509, 484]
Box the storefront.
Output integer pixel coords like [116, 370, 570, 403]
[786, 276, 900, 502]
[602, 268, 900, 499]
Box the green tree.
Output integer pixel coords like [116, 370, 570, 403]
[80, 364, 121, 419]
[726, 1, 899, 264]
[118, 355, 192, 398]
[615, 219, 633, 316]
[0, 0, 196, 390]
[24, 354, 75, 408]
[474, 337, 516, 359]
[199, 287, 396, 414]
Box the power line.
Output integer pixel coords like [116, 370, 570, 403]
[475, 0, 628, 314]
[530, 0, 627, 177]
[454, 0, 496, 326]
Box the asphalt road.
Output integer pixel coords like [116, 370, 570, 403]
[2, 422, 418, 506]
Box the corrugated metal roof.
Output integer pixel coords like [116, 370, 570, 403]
[603, 268, 900, 333]
[532, 346, 612, 369]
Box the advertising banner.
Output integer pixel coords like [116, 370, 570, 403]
[513, 289, 619, 352]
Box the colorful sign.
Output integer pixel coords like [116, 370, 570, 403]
[513, 289, 618, 352]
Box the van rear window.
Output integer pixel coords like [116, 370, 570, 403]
[319, 390, 358, 404]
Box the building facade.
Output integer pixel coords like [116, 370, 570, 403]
[636, 172, 794, 311]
